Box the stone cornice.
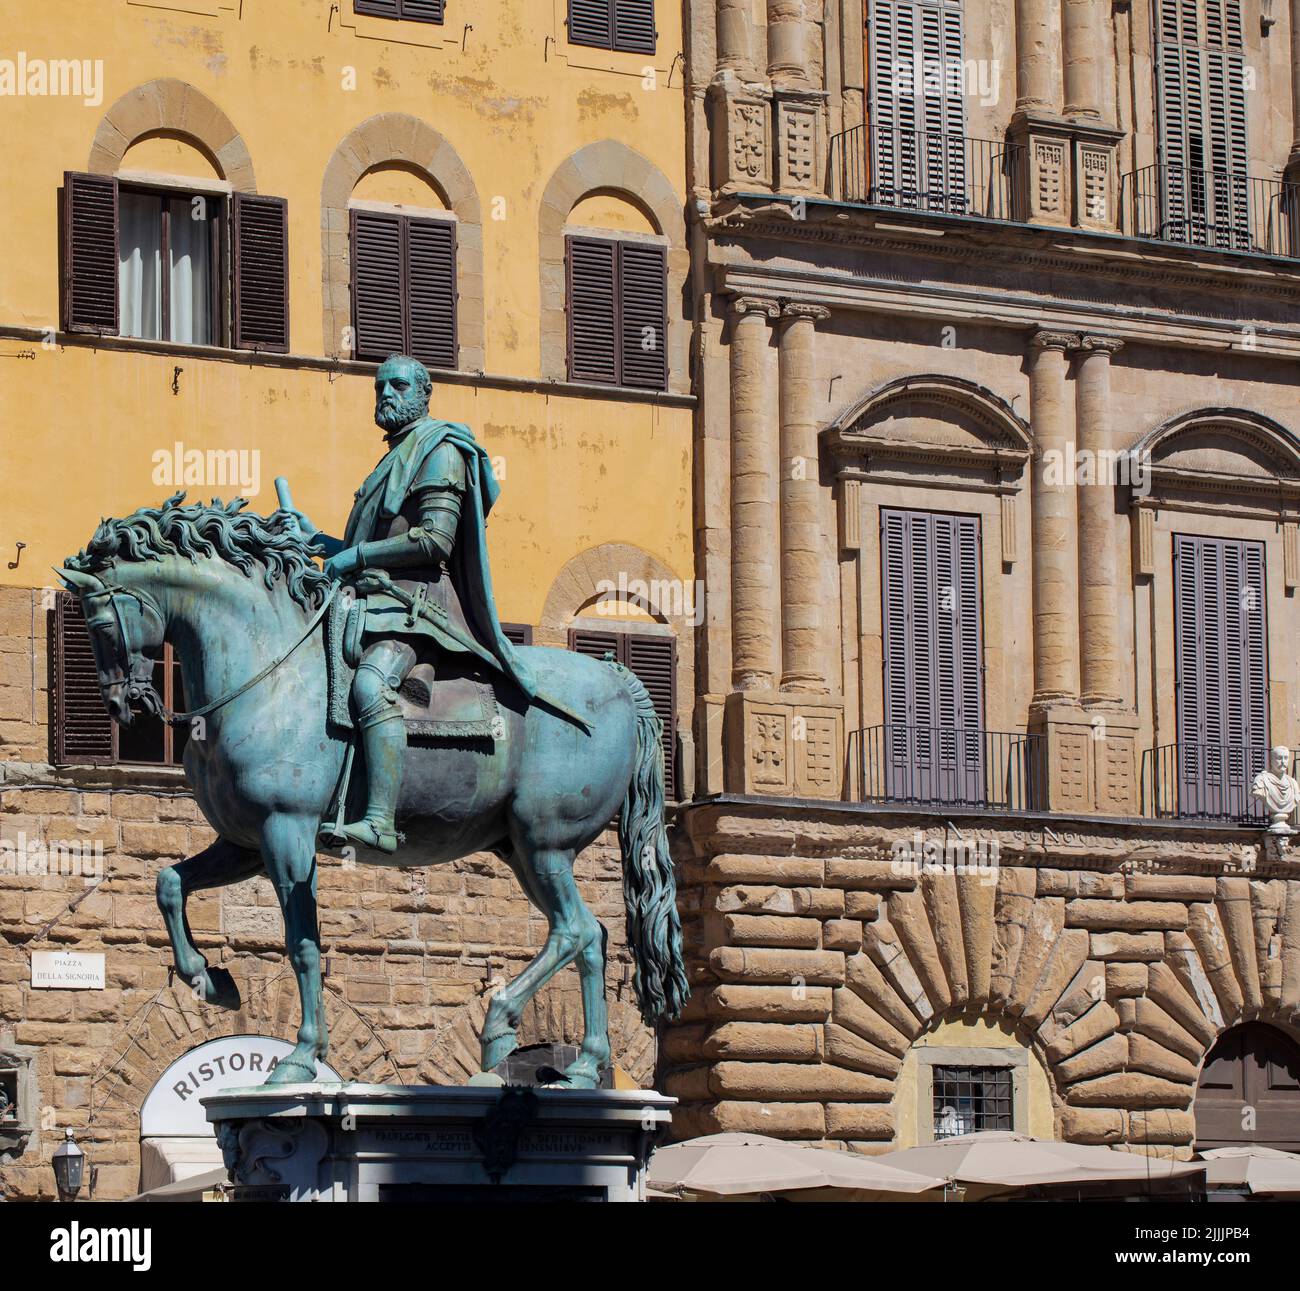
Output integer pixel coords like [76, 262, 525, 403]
[707, 195, 1300, 311]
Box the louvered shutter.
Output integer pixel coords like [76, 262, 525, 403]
[53, 593, 114, 765]
[626, 632, 677, 799]
[501, 623, 534, 647]
[351, 208, 405, 361]
[569, 0, 616, 48]
[868, 0, 966, 211]
[399, 0, 445, 20]
[613, 0, 657, 53]
[569, 627, 620, 661]
[617, 241, 667, 391]
[232, 193, 289, 352]
[1155, 0, 1249, 249]
[567, 236, 618, 384]
[1173, 534, 1268, 817]
[62, 172, 119, 334]
[406, 216, 458, 370]
[881, 509, 983, 802]
[354, 0, 402, 16]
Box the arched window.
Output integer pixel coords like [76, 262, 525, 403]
[1196, 1022, 1300, 1150]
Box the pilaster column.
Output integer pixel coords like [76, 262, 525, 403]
[1074, 334, 1125, 707]
[1028, 329, 1081, 704]
[767, 0, 809, 87]
[778, 303, 830, 692]
[1015, 0, 1055, 112]
[1290, 0, 1300, 165]
[717, 0, 756, 78]
[1063, 0, 1102, 118]
[730, 296, 781, 691]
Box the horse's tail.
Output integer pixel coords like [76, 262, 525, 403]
[610, 661, 691, 1027]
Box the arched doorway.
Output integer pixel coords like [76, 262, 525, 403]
[1195, 1022, 1300, 1150]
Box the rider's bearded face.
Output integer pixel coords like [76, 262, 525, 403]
[374, 363, 429, 434]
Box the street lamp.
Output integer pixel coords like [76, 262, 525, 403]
[51, 1129, 85, 1202]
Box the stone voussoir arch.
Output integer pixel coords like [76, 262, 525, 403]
[804, 864, 1300, 1156]
[320, 113, 484, 369]
[88, 78, 256, 191]
[538, 140, 689, 392]
[87, 967, 398, 1130]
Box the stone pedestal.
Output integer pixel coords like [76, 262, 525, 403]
[204, 1083, 674, 1203]
[1029, 701, 1140, 815]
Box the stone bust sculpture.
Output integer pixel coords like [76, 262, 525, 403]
[1252, 746, 1300, 833]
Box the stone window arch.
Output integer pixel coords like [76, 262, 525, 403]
[87, 79, 256, 192]
[538, 141, 687, 392]
[320, 114, 484, 369]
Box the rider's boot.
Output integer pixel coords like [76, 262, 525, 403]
[341, 701, 405, 854]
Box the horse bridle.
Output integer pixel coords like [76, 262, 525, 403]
[73, 572, 336, 727]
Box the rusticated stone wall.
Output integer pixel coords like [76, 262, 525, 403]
[669, 801, 1297, 1158]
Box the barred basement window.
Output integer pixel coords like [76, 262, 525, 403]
[354, 0, 446, 22]
[52, 592, 188, 768]
[568, 0, 656, 54]
[932, 1065, 1013, 1138]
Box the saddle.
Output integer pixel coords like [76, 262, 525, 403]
[324, 592, 498, 740]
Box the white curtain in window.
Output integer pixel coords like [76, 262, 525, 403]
[118, 192, 161, 341]
[168, 196, 212, 345]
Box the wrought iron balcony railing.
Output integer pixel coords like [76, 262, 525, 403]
[1143, 742, 1286, 823]
[850, 724, 1047, 813]
[1121, 164, 1300, 259]
[829, 125, 1023, 222]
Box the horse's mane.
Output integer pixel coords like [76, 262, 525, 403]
[65, 493, 330, 611]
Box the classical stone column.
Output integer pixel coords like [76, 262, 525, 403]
[717, 0, 756, 76]
[777, 303, 831, 692]
[1014, 0, 1055, 112]
[1290, 0, 1300, 166]
[730, 296, 781, 690]
[767, 0, 809, 86]
[1028, 330, 1081, 704]
[1063, 0, 1102, 118]
[1074, 334, 1125, 707]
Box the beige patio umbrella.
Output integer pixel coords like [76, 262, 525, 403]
[877, 1131, 1205, 1200]
[646, 1132, 946, 1201]
[1200, 1145, 1300, 1196]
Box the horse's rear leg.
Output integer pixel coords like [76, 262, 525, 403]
[481, 847, 605, 1082]
[261, 814, 328, 1085]
[156, 839, 263, 1010]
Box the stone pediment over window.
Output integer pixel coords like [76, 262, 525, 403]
[1134, 408, 1300, 512]
[823, 374, 1032, 491]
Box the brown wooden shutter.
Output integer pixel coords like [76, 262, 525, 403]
[351, 208, 405, 361]
[626, 632, 677, 799]
[618, 241, 668, 391]
[566, 236, 618, 384]
[232, 193, 289, 352]
[613, 0, 657, 53]
[406, 216, 458, 371]
[567, 628, 678, 799]
[502, 623, 534, 646]
[53, 593, 114, 765]
[62, 172, 119, 334]
[355, 0, 402, 16]
[569, 0, 616, 48]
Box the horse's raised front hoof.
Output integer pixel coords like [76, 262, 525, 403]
[264, 1050, 319, 1085]
[201, 966, 241, 1011]
[561, 1056, 603, 1090]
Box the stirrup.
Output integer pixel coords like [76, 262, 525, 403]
[339, 817, 401, 854]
